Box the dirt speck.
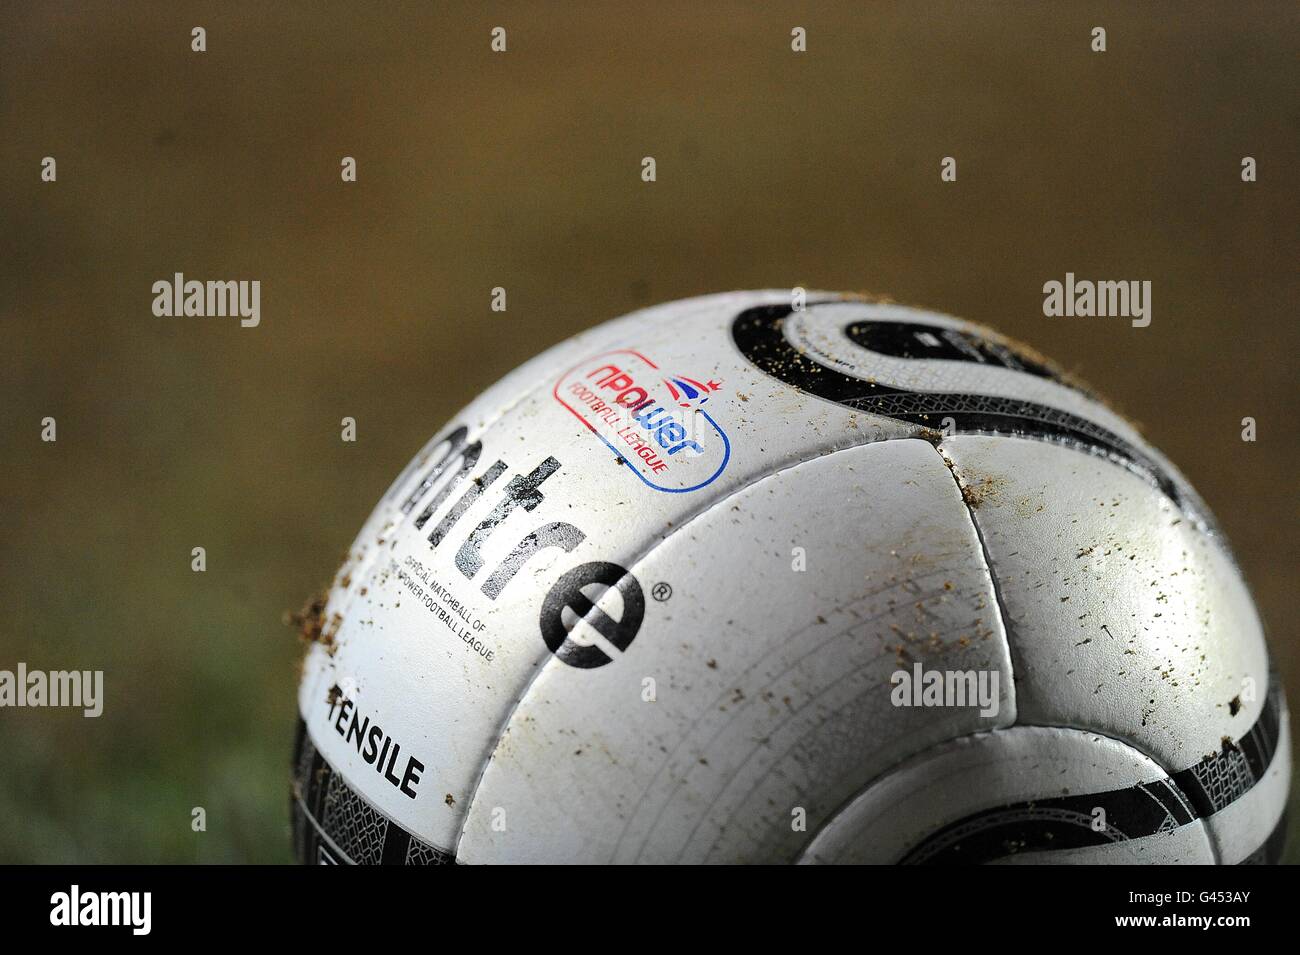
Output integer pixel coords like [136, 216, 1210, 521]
[286, 592, 331, 648]
[960, 475, 1003, 509]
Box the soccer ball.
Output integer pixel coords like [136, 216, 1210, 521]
[291, 290, 1289, 864]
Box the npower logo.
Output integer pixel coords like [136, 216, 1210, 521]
[554, 349, 731, 493]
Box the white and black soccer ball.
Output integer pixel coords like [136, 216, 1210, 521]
[292, 290, 1289, 864]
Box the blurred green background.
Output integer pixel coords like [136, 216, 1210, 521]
[1, 2, 1296, 862]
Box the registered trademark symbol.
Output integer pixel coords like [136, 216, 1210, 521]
[651, 582, 673, 602]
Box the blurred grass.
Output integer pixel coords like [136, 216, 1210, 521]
[0, 1, 1296, 862]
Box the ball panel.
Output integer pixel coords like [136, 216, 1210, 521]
[457, 438, 1014, 863]
[781, 301, 1148, 448]
[800, 726, 1217, 864]
[937, 435, 1271, 771]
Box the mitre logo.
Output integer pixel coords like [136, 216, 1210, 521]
[553, 349, 730, 493]
[389, 426, 648, 667]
